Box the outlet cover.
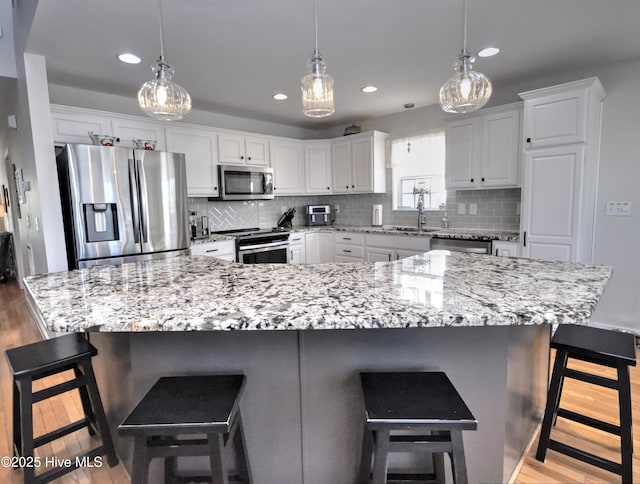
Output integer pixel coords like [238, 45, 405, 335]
[605, 201, 632, 216]
[457, 203, 466, 215]
[469, 203, 478, 215]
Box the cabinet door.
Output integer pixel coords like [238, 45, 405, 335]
[218, 133, 246, 165]
[523, 89, 587, 148]
[521, 145, 584, 262]
[305, 233, 320, 264]
[165, 127, 219, 197]
[51, 108, 111, 144]
[318, 233, 333, 263]
[245, 136, 270, 166]
[191, 240, 235, 260]
[270, 140, 304, 195]
[332, 139, 351, 194]
[111, 117, 166, 151]
[366, 247, 393, 262]
[480, 110, 520, 187]
[351, 136, 374, 193]
[396, 249, 424, 260]
[445, 118, 479, 189]
[305, 141, 332, 194]
[289, 243, 306, 264]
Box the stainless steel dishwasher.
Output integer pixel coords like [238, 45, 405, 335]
[430, 237, 492, 254]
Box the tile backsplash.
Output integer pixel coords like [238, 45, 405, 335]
[188, 188, 521, 232]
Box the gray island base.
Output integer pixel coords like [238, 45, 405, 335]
[23, 251, 612, 483]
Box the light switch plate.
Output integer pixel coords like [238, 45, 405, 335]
[605, 201, 632, 216]
[469, 203, 478, 215]
[457, 203, 465, 215]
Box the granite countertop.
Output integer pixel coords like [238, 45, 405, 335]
[191, 225, 520, 243]
[24, 252, 610, 333]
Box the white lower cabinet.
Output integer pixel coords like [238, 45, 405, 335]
[305, 232, 333, 263]
[190, 240, 236, 261]
[288, 233, 306, 264]
[492, 241, 520, 258]
[333, 232, 365, 262]
[365, 234, 430, 261]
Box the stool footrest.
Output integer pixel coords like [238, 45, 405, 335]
[387, 472, 439, 483]
[548, 439, 622, 476]
[556, 408, 621, 436]
[33, 418, 92, 448]
[147, 438, 213, 458]
[564, 368, 618, 390]
[32, 375, 86, 403]
[389, 434, 453, 454]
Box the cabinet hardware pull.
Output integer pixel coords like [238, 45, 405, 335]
[495, 249, 498, 256]
[205, 249, 219, 253]
[327, 187, 330, 190]
[481, 177, 485, 182]
[388, 254, 392, 261]
[351, 185, 355, 188]
[343, 237, 351, 240]
[526, 137, 531, 143]
[523, 232, 527, 247]
[240, 155, 244, 159]
[247, 156, 251, 160]
[343, 249, 351, 253]
[345, 185, 349, 189]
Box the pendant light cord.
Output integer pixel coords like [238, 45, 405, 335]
[462, 0, 467, 52]
[158, 0, 165, 60]
[314, 0, 319, 52]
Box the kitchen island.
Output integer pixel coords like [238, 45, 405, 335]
[24, 252, 611, 484]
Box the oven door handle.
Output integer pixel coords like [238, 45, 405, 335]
[238, 241, 290, 254]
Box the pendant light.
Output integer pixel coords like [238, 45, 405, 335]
[138, 0, 192, 121]
[439, 0, 492, 114]
[301, 0, 335, 118]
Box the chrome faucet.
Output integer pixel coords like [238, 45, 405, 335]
[414, 187, 428, 231]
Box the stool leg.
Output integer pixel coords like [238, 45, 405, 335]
[207, 432, 229, 484]
[536, 349, 568, 462]
[371, 428, 390, 484]
[358, 424, 374, 484]
[18, 377, 34, 484]
[131, 435, 149, 484]
[73, 366, 96, 436]
[232, 413, 253, 483]
[433, 451, 445, 484]
[164, 455, 177, 484]
[79, 359, 119, 467]
[449, 430, 468, 484]
[617, 362, 633, 484]
[12, 379, 21, 459]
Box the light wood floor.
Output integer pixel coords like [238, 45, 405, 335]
[0, 280, 638, 483]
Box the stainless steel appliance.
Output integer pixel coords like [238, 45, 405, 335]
[210, 228, 290, 264]
[218, 165, 274, 200]
[306, 205, 332, 226]
[57, 144, 189, 269]
[430, 237, 492, 254]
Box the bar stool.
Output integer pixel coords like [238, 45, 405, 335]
[4, 333, 119, 484]
[535, 323, 636, 483]
[118, 374, 252, 484]
[358, 371, 478, 484]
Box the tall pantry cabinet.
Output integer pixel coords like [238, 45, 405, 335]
[519, 78, 605, 263]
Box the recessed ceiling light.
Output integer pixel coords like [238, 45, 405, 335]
[118, 53, 141, 64]
[273, 93, 288, 101]
[478, 47, 500, 58]
[361, 86, 378, 93]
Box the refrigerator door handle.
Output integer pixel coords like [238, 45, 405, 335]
[128, 159, 141, 244]
[135, 159, 149, 243]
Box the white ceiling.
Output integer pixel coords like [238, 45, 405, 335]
[26, 0, 640, 130]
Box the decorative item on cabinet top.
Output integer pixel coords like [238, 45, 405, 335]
[132, 139, 157, 150]
[343, 123, 361, 136]
[88, 131, 118, 146]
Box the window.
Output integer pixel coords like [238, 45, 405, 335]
[391, 130, 446, 210]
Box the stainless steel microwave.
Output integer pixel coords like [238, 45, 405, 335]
[218, 165, 274, 200]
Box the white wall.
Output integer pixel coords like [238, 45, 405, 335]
[0, 0, 16, 78]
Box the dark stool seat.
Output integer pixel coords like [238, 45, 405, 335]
[119, 374, 252, 484]
[5, 333, 119, 484]
[359, 371, 477, 484]
[536, 323, 636, 483]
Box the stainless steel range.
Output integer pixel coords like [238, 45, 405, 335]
[211, 228, 290, 264]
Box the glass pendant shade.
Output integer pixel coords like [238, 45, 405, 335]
[439, 51, 492, 114]
[301, 51, 335, 118]
[138, 57, 192, 121]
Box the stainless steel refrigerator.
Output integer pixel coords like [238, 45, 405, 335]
[57, 144, 189, 269]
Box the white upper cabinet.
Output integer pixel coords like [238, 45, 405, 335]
[165, 125, 219, 198]
[445, 104, 521, 190]
[519, 78, 606, 264]
[51, 105, 112, 144]
[304, 141, 332, 194]
[218, 133, 270, 166]
[270, 139, 305, 196]
[111, 117, 166, 151]
[331, 131, 387, 194]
